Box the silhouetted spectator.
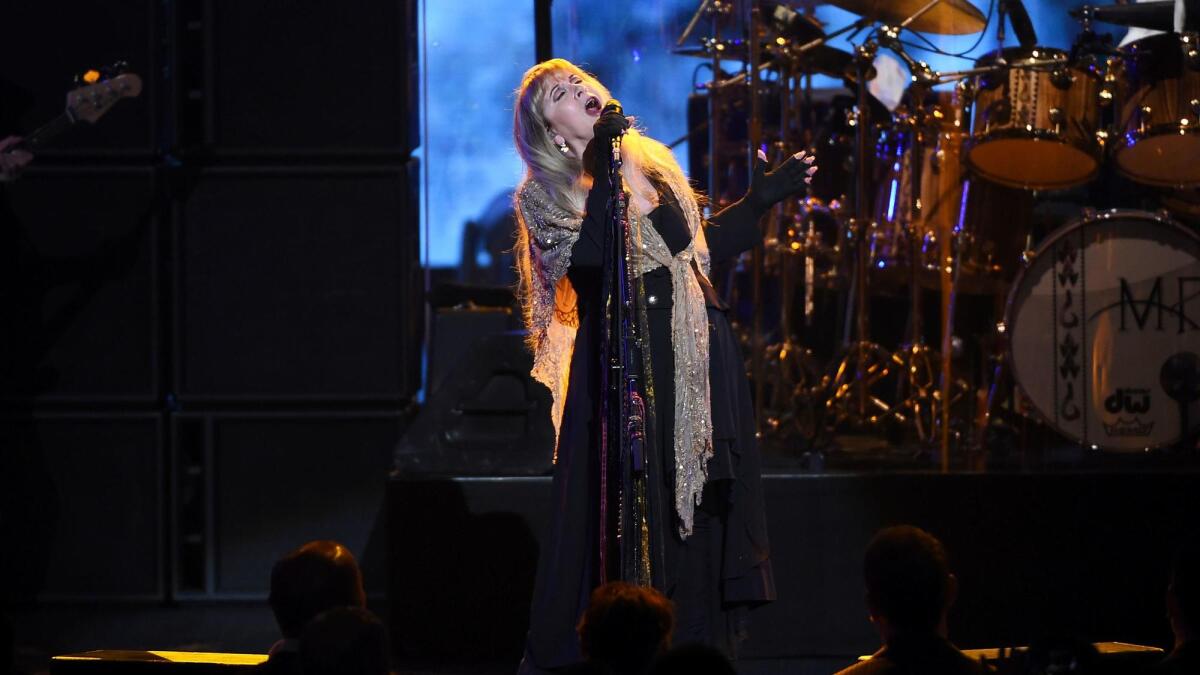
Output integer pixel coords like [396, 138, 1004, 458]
[577, 581, 675, 675]
[300, 607, 391, 675]
[1146, 532, 1200, 674]
[652, 643, 736, 675]
[258, 540, 367, 675]
[835, 525, 981, 675]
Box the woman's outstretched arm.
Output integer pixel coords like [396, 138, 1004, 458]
[705, 149, 816, 262]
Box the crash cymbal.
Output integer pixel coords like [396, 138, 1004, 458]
[828, 0, 987, 35]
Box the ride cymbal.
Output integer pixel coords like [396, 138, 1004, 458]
[828, 0, 987, 35]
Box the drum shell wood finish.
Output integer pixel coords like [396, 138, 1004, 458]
[1113, 33, 1200, 188]
[967, 47, 1103, 190]
[874, 127, 1033, 294]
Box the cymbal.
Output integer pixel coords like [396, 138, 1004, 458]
[673, 40, 859, 80]
[827, 0, 987, 35]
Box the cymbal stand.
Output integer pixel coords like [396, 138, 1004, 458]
[701, 1, 734, 207]
[877, 26, 945, 446]
[825, 35, 894, 428]
[676, 0, 714, 46]
[763, 40, 826, 444]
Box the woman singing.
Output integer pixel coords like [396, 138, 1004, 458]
[512, 58, 816, 672]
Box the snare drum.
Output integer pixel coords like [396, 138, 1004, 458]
[1006, 210, 1200, 450]
[967, 47, 1103, 190]
[1113, 33, 1200, 188]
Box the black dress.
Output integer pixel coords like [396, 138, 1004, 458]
[519, 179, 775, 674]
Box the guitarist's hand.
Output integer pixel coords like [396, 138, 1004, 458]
[0, 136, 33, 182]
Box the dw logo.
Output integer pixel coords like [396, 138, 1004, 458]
[1104, 388, 1151, 415]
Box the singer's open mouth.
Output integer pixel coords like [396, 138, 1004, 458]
[585, 96, 601, 115]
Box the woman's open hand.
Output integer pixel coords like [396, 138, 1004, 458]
[747, 148, 817, 211]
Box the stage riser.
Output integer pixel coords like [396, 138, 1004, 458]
[387, 472, 1199, 660]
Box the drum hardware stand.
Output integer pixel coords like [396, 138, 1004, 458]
[1160, 352, 1200, 453]
[762, 55, 830, 448]
[875, 27, 950, 448]
[825, 35, 897, 428]
[758, 27, 835, 446]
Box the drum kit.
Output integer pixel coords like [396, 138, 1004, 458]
[674, 0, 1200, 463]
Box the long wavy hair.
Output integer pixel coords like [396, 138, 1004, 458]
[511, 58, 698, 219]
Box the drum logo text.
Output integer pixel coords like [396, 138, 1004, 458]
[1104, 388, 1151, 415]
[1118, 277, 1200, 333]
[1102, 388, 1154, 437]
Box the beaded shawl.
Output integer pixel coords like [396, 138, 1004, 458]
[514, 176, 713, 537]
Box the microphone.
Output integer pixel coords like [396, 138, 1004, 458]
[602, 99, 623, 116]
[1006, 0, 1039, 48]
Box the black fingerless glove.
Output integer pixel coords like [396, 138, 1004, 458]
[582, 107, 631, 178]
[575, 109, 632, 266]
[745, 151, 815, 214]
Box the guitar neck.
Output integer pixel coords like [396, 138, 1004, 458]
[20, 112, 76, 151]
[3, 71, 142, 155]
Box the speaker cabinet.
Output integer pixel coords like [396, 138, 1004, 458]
[395, 332, 554, 477]
[173, 166, 419, 402]
[174, 0, 416, 155]
[172, 412, 403, 598]
[0, 167, 159, 403]
[0, 413, 163, 602]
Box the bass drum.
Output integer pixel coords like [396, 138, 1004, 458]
[1007, 210, 1200, 450]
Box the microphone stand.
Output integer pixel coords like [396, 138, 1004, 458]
[597, 127, 655, 587]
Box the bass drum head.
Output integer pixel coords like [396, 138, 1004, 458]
[1007, 210, 1200, 450]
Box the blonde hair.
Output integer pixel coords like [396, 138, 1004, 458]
[511, 59, 703, 362]
[511, 58, 699, 218]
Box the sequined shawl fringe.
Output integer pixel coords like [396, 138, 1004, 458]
[514, 177, 714, 538]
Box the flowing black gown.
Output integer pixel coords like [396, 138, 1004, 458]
[518, 176, 775, 674]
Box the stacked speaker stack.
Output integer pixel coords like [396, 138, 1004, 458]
[0, 0, 421, 604]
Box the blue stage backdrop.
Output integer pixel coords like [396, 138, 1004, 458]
[418, 0, 1115, 268]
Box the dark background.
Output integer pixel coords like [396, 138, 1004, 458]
[1, 2, 1197, 673]
[0, 0, 422, 609]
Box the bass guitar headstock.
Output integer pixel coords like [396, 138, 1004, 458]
[66, 62, 143, 124]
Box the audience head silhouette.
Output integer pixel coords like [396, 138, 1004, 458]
[578, 581, 674, 675]
[269, 540, 366, 639]
[652, 643, 736, 675]
[864, 525, 956, 637]
[300, 606, 391, 675]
